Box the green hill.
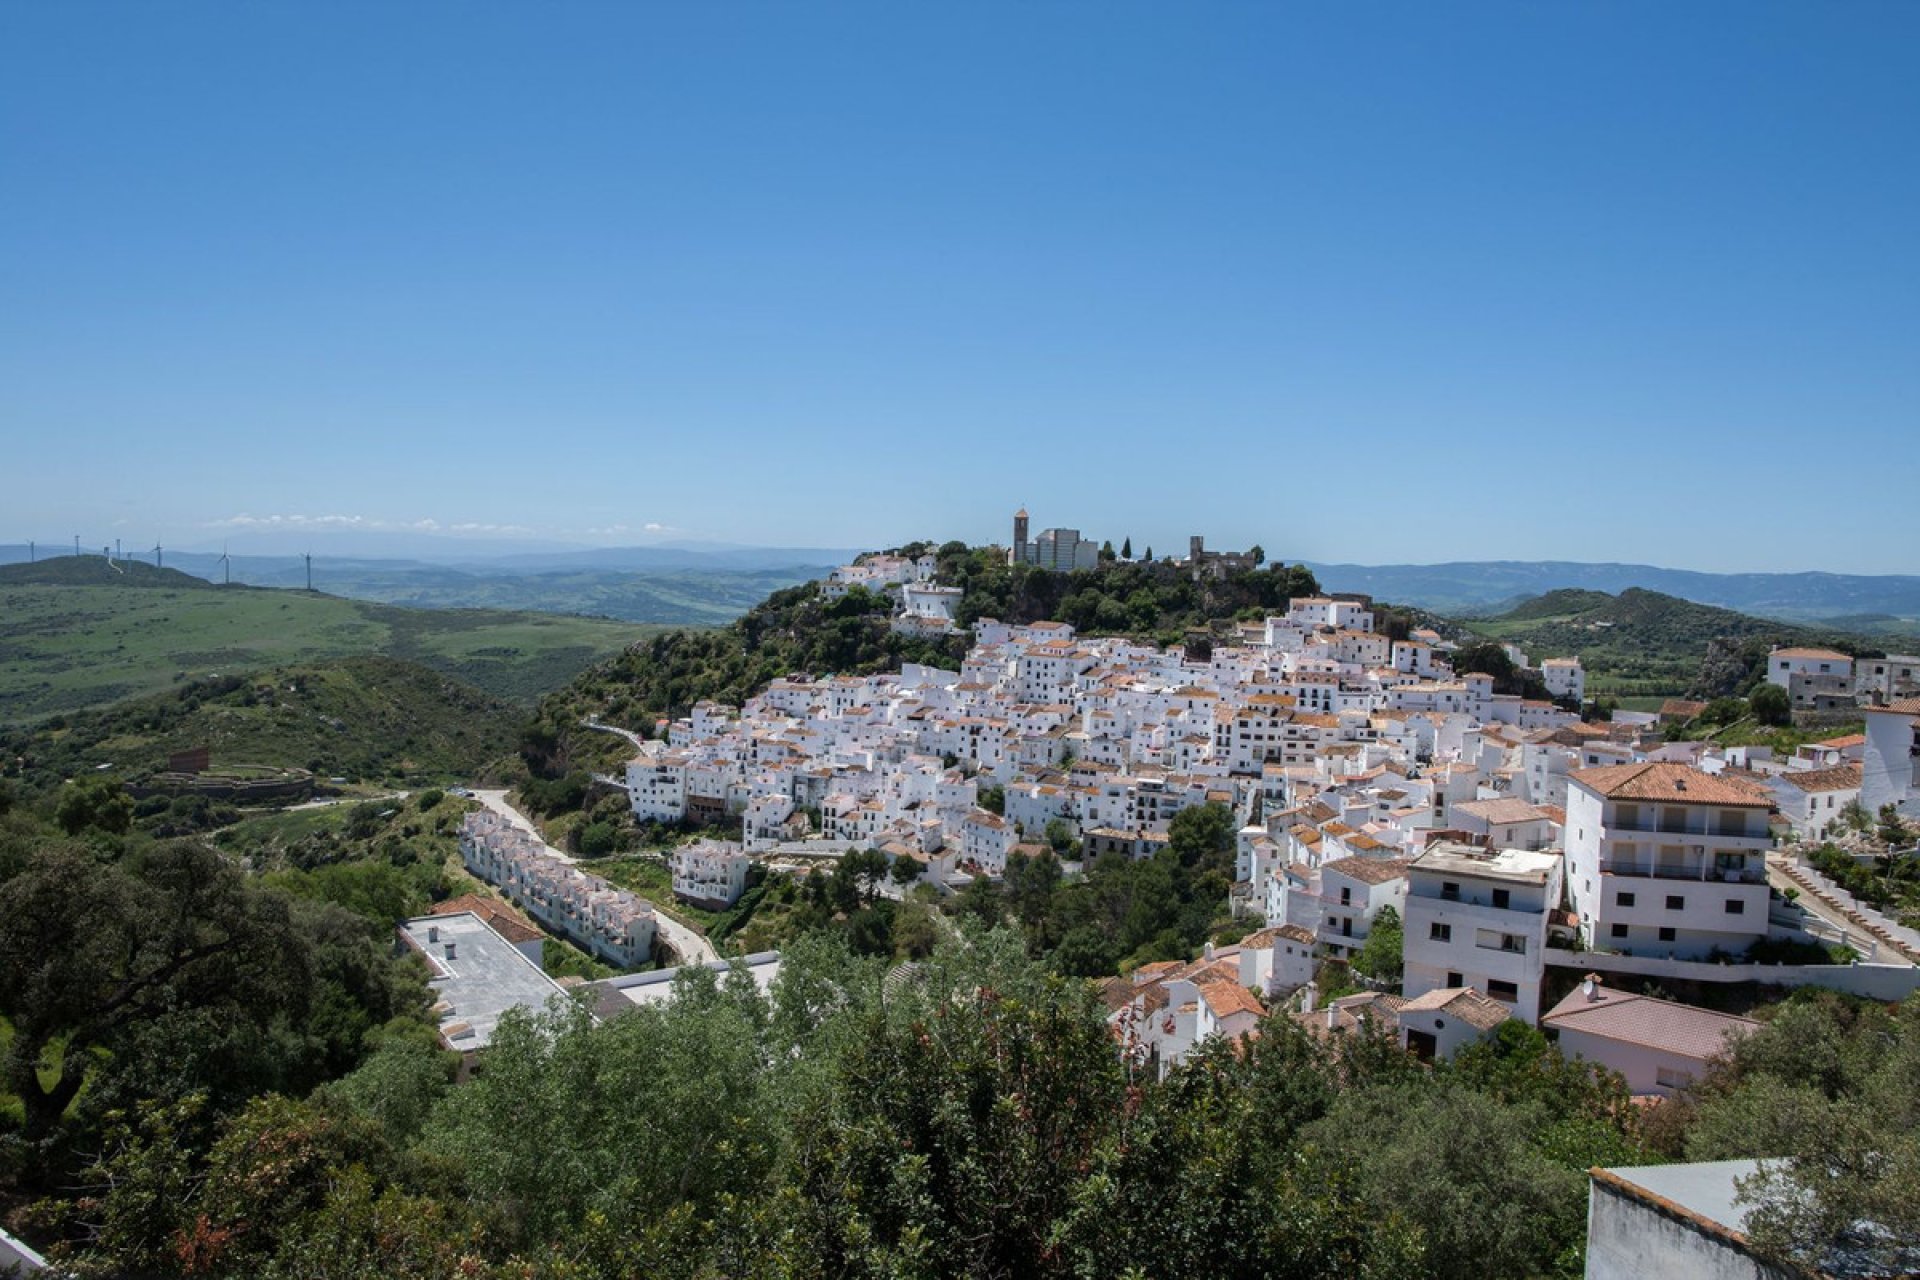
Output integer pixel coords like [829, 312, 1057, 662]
[0, 565, 668, 720]
[1468, 587, 1875, 699]
[0, 556, 215, 589]
[1, 655, 521, 790]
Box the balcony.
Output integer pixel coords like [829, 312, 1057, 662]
[1604, 818, 1765, 842]
[1599, 860, 1766, 884]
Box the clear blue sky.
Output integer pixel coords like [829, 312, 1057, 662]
[4, 2, 1916, 571]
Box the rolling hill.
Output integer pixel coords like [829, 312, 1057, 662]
[1464, 587, 1875, 700]
[0, 557, 665, 720]
[1305, 559, 1920, 623]
[0, 655, 522, 790]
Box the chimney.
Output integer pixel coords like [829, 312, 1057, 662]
[1326, 1007, 1338, 1030]
[1301, 981, 1317, 1014]
[1583, 973, 1600, 1001]
[427, 925, 439, 943]
[444, 941, 457, 961]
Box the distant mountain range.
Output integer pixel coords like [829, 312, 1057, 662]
[7, 544, 1916, 634]
[1303, 560, 1920, 628]
[0, 541, 854, 626]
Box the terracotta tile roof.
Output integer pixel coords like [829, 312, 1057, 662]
[1571, 762, 1772, 808]
[1242, 923, 1316, 948]
[1454, 797, 1550, 825]
[1770, 646, 1852, 661]
[1542, 983, 1759, 1062]
[1198, 979, 1266, 1020]
[1400, 985, 1510, 1031]
[1294, 991, 1405, 1038]
[1776, 764, 1862, 793]
[1812, 733, 1866, 749]
[1321, 855, 1413, 886]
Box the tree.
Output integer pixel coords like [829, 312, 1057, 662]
[1749, 682, 1792, 726]
[1120, 536, 1132, 560]
[1879, 804, 1914, 849]
[55, 777, 133, 836]
[977, 784, 1005, 815]
[1249, 544, 1265, 566]
[889, 854, 926, 887]
[1100, 540, 1116, 562]
[1142, 545, 1153, 562]
[0, 842, 310, 1143]
[1351, 904, 1404, 984]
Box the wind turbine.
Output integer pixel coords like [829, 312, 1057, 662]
[219, 543, 231, 586]
[152, 541, 163, 569]
[304, 552, 313, 592]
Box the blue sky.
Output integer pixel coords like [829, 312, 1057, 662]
[3, 2, 1916, 571]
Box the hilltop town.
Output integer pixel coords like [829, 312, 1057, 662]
[517, 515, 1920, 1079]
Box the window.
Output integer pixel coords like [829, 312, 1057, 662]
[1446, 972, 1464, 988]
[1339, 886, 1352, 906]
[1492, 888, 1511, 910]
[1616, 891, 1636, 908]
[1725, 899, 1745, 915]
[1429, 922, 1452, 942]
[1611, 923, 1629, 938]
[1666, 894, 1685, 910]
[1658, 927, 1676, 942]
[1441, 881, 1460, 901]
[1655, 1066, 1691, 1089]
[1488, 979, 1518, 1003]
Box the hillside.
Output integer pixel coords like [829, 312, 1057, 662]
[526, 544, 1326, 779]
[1466, 587, 1875, 700]
[1306, 558, 1920, 623]
[0, 561, 665, 720]
[0, 655, 521, 790]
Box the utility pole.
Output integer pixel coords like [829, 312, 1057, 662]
[27, 541, 34, 562]
[115, 538, 121, 561]
[304, 552, 312, 591]
[74, 535, 80, 557]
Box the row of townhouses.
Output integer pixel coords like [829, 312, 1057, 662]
[458, 811, 657, 968]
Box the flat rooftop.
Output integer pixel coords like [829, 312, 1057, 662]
[585, 951, 784, 1019]
[1413, 840, 1560, 884]
[399, 911, 569, 1052]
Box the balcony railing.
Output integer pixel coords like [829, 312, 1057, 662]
[1605, 820, 1762, 840]
[1599, 860, 1766, 884]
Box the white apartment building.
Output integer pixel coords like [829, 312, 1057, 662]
[1541, 657, 1585, 703]
[1402, 841, 1563, 1023]
[1564, 764, 1774, 961]
[1856, 654, 1920, 703]
[1316, 856, 1411, 960]
[670, 839, 752, 909]
[1762, 765, 1861, 841]
[627, 752, 688, 824]
[1766, 646, 1855, 708]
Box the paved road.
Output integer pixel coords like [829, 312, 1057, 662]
[471, 789, 576, 864]
[469, 787, 717, 964]
[284, 790, 407, 813]
[584, 718, 648, 751]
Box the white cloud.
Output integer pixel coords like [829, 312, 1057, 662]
[206, 513, 532, 537]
